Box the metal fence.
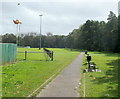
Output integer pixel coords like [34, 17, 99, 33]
[0, 43, 17, 65]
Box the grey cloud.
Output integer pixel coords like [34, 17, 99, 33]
[1, 1, 118, 35]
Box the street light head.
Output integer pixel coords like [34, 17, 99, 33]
[39, 15, 43, 16]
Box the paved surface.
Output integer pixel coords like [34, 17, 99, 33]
[36, 52, 84, 97]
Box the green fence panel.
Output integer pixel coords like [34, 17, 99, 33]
[0, 44, 2, 65]
[0, 43, 17, 65]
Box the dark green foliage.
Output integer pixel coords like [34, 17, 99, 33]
[2, 33, 16, 44]
[2, 32, 67, 48]
[67, 11, 119, 53]
[115, 15, 120, 53]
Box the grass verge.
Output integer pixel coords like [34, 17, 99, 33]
[80, 52, 119, 97]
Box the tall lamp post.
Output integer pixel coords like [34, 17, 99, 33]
[39, 14, 43, 50]
[13, 20, 22, 46]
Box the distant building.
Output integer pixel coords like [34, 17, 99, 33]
[118, 1, 120, 15]
[24, 46, 31, 48]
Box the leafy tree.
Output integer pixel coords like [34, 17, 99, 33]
[2, 33, 16, 43]
[104, 11, 118, 51]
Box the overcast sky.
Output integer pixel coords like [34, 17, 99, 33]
[1, 0, 119, 35]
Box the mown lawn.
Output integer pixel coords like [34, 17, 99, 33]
[2, 48, 80, 97]
[80, 52, 119, 97]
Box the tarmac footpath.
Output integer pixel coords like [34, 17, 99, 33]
[36, 52, 84, 97]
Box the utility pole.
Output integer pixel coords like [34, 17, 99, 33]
[39, 14, 43, 50]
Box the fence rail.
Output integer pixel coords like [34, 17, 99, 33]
[17, 51, 44, 53]
[17, 51, 53, 61]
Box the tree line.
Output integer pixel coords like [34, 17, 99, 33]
[67, 11, 119, 52]
[1, 11, 120, 53]
[1, 32, 67, 48]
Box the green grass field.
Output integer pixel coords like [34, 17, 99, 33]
[2, 48, 80, 97]
[80, 52, 119, 97]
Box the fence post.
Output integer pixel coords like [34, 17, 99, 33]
[51, 51, 53, 61]
[25, 51, 27, 60]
